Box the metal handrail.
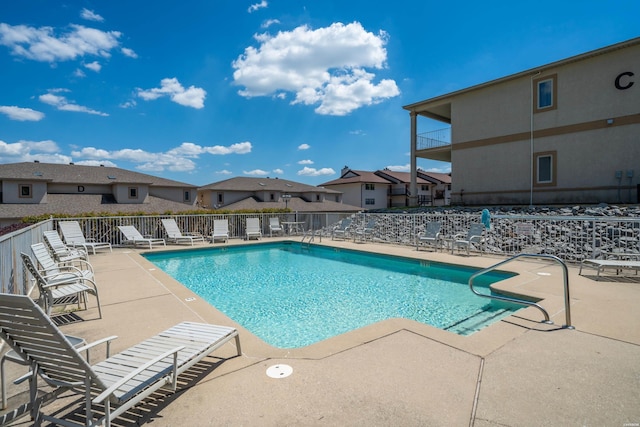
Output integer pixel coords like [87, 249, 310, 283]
[468, 253, 574, 329]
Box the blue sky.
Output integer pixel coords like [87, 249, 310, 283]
[1, 1, 638, 186]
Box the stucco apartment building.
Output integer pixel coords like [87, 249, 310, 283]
[320, 167, 451, 209]
[405, 37, 640, 206]
[0, 162, 199, 227]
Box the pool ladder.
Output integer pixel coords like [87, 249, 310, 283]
[468, 253, 574, 329]
[301, 229, 322, 248]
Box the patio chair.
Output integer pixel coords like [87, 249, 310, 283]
[332, 218, 352, 240]
[353, 218, 376, 242]
[58, 221, 112, 255]
[452, 223, 485, 255]
[161, 218, 205, 245]
[31, 242, 94, 283]
[269, 217, 284, 237]
[416, 221, 442, 252]
[212, 219, 229, 243]
[246, 218, 262, 240]
[43, 230, 88, 263]
[21, 252, 102, 318]
[0, 293, 240, 427]
[118, 225, 166, 249]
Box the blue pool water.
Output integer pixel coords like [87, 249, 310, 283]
[144, 242, 520, 348]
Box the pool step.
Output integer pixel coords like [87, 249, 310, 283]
[444, 308, 510, 335]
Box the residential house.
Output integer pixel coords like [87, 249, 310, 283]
[320, 167, 451, 209]
[197, 176, 361, 212]
[0, 161, 199, 227]
[404, 37, 640, 205]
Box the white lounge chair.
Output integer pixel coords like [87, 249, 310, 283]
[579, 255, 640, 280]
[269, 217, 284, 237]
[452, 223, 485, 255]
[353, 218, 376, 242]
[58, 221, 112, 254]
[332, 218, 352, 240]
[212, 219, 229, 243]
[31, 242, 94, 283]
[246, 218, 262, 240]
[416, 221, 442, 251]
[43, 230, 88, 263]
[161, 218, 205, 245]
[21, 252, 102, 318]
[118, 225, 166, 249]
[0, 293, 240, 427]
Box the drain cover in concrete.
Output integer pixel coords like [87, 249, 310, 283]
[266, 364, 293, 378]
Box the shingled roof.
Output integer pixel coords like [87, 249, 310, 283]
[200, 176, 340, 193]
[0, 162, 195, 187]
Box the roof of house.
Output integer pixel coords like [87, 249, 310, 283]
[375, 169, 430, 184]
[320, 170, 390, 186]
[221, 196, 361, 212]
[418, 171, 451, 184]
[0, 162, 195, 187]
[200, 176, 341, 194]
[0, 194, 199, 219]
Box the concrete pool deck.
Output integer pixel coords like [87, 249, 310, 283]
[2, 237, 639, 426]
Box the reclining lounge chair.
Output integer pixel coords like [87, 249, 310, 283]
[161, 218, 205, 245]
[58, 221, 112, 255]
[0, 293, 241, 427]
[118, 225, 166, 249]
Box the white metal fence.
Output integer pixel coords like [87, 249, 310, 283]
[2, 211, 639, 295]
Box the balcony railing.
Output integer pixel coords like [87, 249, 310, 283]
[417, 127, 451, 150]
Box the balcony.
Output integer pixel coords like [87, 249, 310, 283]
[416, 127, 451, 162]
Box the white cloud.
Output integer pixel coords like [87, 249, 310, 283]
[121, 47, 138, 58]
[248, 1, 268, 13]
[216, 169, 233, 175]
[273, 168, 284, 174]
[297, 166, 335, 176]
[243, 169, 269, 176]
[70, 140, 251, 173]
[0, 23, 121, 62]
[39, 91, 108, 116]
[298, 159, 313, 165]
[0, 138, 68, 163]
[297, 143, 310, 150]
[349, 129, 365, 136]
[84, 61, 101, 72]
[80, 8, 104, 22]
[232, 21, 399, 115]
[74, 68, 86, 78]
[0, 106, 45, 121]
[386, 164, 410, 172]
[75, 159, 117, 167]
[138, 78, 206, 109]
[261, 19, 280, 29]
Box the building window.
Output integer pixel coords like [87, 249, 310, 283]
[365, 198, 375, 205]
[316, 194, 320, 201]
[19, 184, 32, 198]
[217, 193, 223, 204]
[420, 185, 428, 191]
[128, 187, 138, 199]
[365, 183, 375, 191]
[534, 74, 557, 113]
[183, 190, 191, 202]
[534, 151, 557, 186]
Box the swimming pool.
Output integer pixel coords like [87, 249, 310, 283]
[144, 242, 520, 348]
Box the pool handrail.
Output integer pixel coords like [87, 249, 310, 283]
[468, 253, 574, 329]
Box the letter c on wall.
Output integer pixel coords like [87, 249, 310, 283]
[615, 71, 634, 90]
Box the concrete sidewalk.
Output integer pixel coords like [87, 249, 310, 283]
[2, 238, 639, 426]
